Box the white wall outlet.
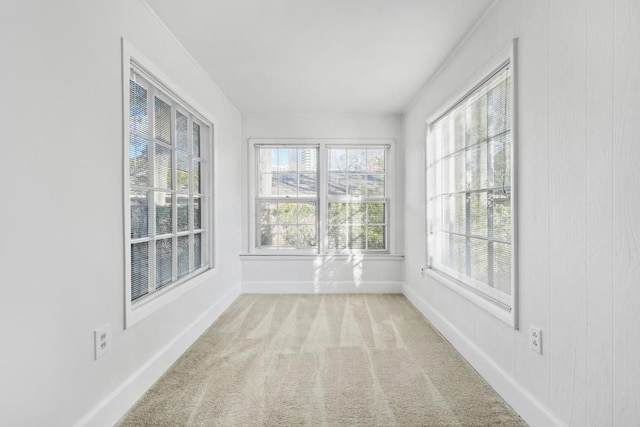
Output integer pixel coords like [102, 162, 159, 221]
[530, 326, 542, 355]
[94, 324, 111, 360]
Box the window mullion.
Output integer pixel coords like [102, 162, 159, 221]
[171, 104, 178, 283]
[148, 87, 157, 294]
[318, 143, 327, 254]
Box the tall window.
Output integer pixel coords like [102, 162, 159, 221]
[427, 59, 515, 322]
[126, 64, 211, 304]
[251, 140, 391, 254]
[327, 147, 387, 250]
[256, 146, 319, 249]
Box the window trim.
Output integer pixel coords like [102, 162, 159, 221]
[122, 39, 217, 329]
[425, 39, 518, 328]
[248, 138, 395, 255]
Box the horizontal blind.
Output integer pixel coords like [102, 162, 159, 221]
[428, 64, 513, 307]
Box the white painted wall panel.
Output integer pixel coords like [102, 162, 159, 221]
[403, 0, 639, 425]
[586, 0, 614, 425]
[548, 0, 588, 424]
[613, 1, 640, 425]
[0, 1, 242, 425]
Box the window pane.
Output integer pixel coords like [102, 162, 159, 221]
[492, 191, 511, 242]
[470, 238, 488, 284]
[348, 225, 366, 249]
[299, 173, 317, 196]
[367, 203, 385, 224]
[347, 148, 366, 172]
[298, 148, 317, 172]
[489, 134, 511, 190]
[129, 135, 148, 187]
[193, 160, 201, 193]
[329, 148, 347, 171]
[177, 235, 189, 278]
[470, 192, 488, 237]
[298, 225, 317, 248]
[278, 148, 297, 172]
[347, 173, 366, 196]
[194, 233, 202, 269]
[329, 203, 347, 225]
[468, 93, 487, 146]
[260, 225, 276, 247]
[278, 203, 298, 224]
[259, 173, 278, 197]
[154, 97, 171, 143]
[328, 225, 347, 249]
[329, 172, 346, 195]
[129, 80, 148, 134]
[367, 226, 385, 249]
[176, 111, 188, 152]
[154, 144, 172, 189]
[348, 203, 366, 224]
[192, 122, 201, 157]
[155, 192, 172, 235]
[493, 242, 511, 294]
[278, 173, 297, 196]
[453, 109, 466, 151]
[259, 148, 277, 173]
[367, 175, 385, 197]
[450, 194, 465, 234]
[443, 152, 465, 194]
[280, 225, 297, 247]
[366, 148, 385, 173]
[177, 195, 189, 232]
[177, 152, 189, 192]
[260, 201, 277, 225]
[298, 203, 316, 225]
[130, 190, 148, 239]
[488, 79, 509, 138]
[156, 238, 173, 288]
[193, 197, 202, 229]
[467, 144, 487, 191]
[131, 242, 149, 301]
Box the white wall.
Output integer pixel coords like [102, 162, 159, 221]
[241, 114, 404, 292]
[403, 0, 640, 426]
[0, 1, 242, 426]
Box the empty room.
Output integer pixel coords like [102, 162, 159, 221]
[1, 0, 639, 426]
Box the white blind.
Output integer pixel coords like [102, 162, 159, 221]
[428, 65, 513, 307]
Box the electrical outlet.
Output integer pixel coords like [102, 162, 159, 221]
[530, 326, 542, 355]
[94, 324, 111, 360]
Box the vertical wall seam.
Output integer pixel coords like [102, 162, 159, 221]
[611, 1, 617, 425]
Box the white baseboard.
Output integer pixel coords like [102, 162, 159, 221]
[242, 280, 403, 294]
[402, 283, 565, 427]
[74, 285, 241, 427]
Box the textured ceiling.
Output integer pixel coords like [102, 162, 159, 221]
[145, 0, 494, 114]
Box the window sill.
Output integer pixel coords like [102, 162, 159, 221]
[125, 266, 219, 329]
[424, 268, 516, 328]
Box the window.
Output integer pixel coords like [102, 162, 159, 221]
[251, 140, 392, 254]
[125, 57, 212, 318]
[426, 49, 516, 326]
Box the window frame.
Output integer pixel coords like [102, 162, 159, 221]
[122, 39, 217, 328]
[248, 139, 395, 256]
[425, 39, 518, 328]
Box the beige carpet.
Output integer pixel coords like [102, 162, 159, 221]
[117, 294, 526, 426]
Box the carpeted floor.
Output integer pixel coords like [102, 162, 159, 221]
[117, 294, 527, 426]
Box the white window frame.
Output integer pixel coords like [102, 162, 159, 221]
[122, 39, 217, 328]
[425, 39, 518, 328]
[248, 139, 395, 256]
